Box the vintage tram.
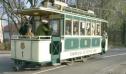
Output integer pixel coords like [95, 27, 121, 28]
[11, 1, 108, 71]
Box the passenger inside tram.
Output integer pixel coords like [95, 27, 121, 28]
[25, 25, 34, 37]
[65, 20, 72, 35]
[86, 22, 91, 35]
[19, 23, 29, 35]
[73, 21, 79, 35]
[36, 21, 50, 36]
[91, 23, 95, 35]
[97, 24, 101, 35]
[73, 27, 78, 35]
[80, 22, 85, 35]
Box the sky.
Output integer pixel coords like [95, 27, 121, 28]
[67, 0, 77, 5]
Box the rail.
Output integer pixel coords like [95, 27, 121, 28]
[11, 35, 51, 40]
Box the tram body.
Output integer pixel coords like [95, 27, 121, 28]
[11, 36, 107, 63]
[11, 36, 51, 62]
[11, 4, 108, 69]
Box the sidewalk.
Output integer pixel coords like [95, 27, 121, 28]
[0, 51, 10, 54]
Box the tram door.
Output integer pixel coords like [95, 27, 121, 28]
[50, 20, 61, 65]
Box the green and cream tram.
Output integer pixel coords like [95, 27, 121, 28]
[11, 1, 108, 70]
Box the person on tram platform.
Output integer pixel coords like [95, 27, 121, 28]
[101, 30, 108, 53]
[25, 26, 34, 37]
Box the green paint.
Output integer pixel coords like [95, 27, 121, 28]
[80, 18, 86, 21]
[80, 38, 91, 48]
[65, 15, 72, 19]
[65, 38, 79, 50]
[51, 54, 60, 65]
[50, 37, 61, 64]
[73, 16, 79, 20]
[64, 37, 101, 51]
[92, 38, 101, 47]
[52, 37, 61, 41]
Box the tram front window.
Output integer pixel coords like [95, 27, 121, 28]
[50, 20, 60, 36]
[36, 22, 50, 36]
[35, 16, 50, 36]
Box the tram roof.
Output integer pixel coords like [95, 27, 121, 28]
[14, 7, 60, 16]
[14, 7, 108, 23]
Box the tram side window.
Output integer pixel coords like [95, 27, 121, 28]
[86, 22, 91, 35]
[96, 23, 101, 35]
[80, 22, 86, 35]
[73, 21, 79, 35]
[91, 22, 96, 35]
[65, 20, 72, 35]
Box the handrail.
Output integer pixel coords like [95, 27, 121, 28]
[11, 35, 51, 40]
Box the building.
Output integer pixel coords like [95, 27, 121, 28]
[3, 24, 19, 41]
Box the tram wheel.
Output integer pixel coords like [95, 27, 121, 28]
[13, 65, 20, 71]
[13, 64, 24, 71]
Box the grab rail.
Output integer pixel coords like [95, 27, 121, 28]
[11, 35, 51, 40]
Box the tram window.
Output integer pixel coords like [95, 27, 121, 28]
[65, 20, 72, 35]
[36, 20, 50, 35]
[96, 23, 101, 35]
[91, 22, 95, 35]
[73, 21, 79, 35]
[86, 22, 91, 35]
[80, 22, 85, 35]
[101, 22, 108, 36]
[50, 20, 60, 36]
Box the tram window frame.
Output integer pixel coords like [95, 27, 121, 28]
[80, 21, 86, 35]
[73, 20, 79, 35]
[85, 20, 91, 35]
[65, 20, 72, 35]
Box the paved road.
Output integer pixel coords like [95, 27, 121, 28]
[0, 48, 126, 74]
